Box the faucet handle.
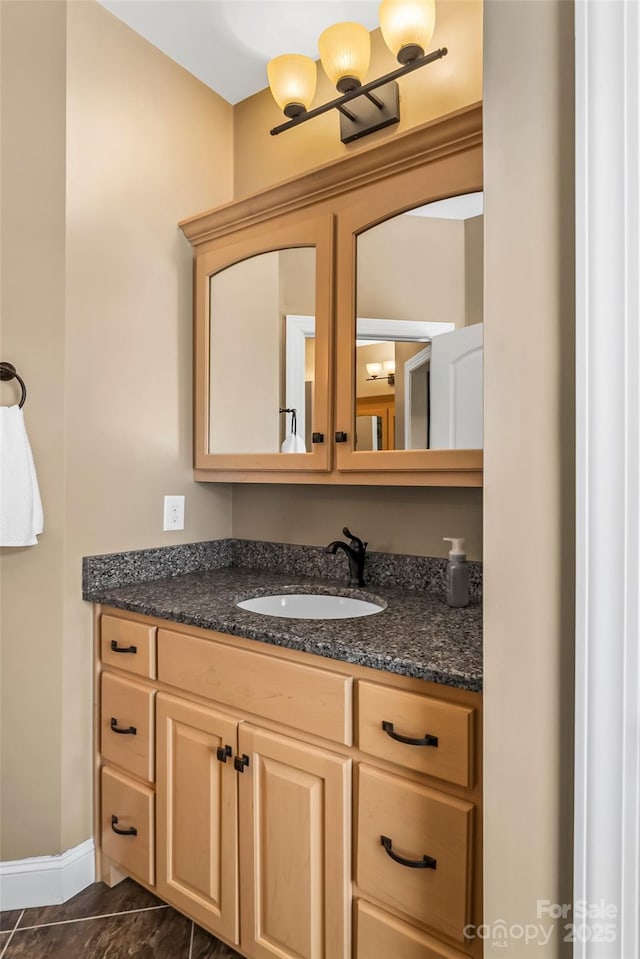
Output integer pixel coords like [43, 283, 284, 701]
[342, 527, 367, 552]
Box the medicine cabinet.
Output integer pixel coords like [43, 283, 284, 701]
[180, 102, 483, 487]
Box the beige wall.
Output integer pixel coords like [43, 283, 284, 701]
[0, 0, 234, 859]
[233, 484, 483, 559]
[0, 0, 68, 860]
[233, 1, 483, 198]
[483, 1, 575, 954]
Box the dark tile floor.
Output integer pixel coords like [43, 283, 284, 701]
[0, 878, 242, 958]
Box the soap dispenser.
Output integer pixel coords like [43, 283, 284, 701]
[443, 537, 469, 608]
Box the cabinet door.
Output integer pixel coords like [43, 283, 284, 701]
[238, 725, 351, 959]
[156, 693, 239, 944]
[334, 146, 483, 484]
[194, 211, 333, 476]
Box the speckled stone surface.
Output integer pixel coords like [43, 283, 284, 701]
[82, 540, 233, 593]
[84, 566, 482, 692]
[84, 538, 482, 599]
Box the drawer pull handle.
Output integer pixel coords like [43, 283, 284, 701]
[110, 640, 137, 654]
[111, 815, 137, 837]
[381, 720, 438, 748]
[110, 718, 137, 736]
[380, 835, 437, 870]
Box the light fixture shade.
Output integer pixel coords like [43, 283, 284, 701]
[267, 54, 317, 118]
[383, 360, 396, 375]
[379, 0, 436, 63]
[318, 22, 371, 93]
[366, 362, 383, 378]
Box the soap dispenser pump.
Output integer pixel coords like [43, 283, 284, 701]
[443, 537, 469, 608]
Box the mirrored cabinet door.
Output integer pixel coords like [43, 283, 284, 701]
[194, 214, 333, 473]
[334, 150, 483, 482]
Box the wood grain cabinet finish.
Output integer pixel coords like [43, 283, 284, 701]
[101, 765, 154, 886]
[355, 900, 472, 959]
[238, 725, 351, 959]
[356, 764, 473, 943]
[101, 614, 156, 679]
[157, 627, 353, 745]
[95, 608, 481, 959]
[156, 693, 240, 944]
[100, 673, 155, 783]
[358, 681, 474, 787]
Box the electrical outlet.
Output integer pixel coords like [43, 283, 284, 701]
[163, 495, 185, 531]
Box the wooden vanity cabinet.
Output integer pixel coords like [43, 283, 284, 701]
[180, 103, 483, 488]
[95, 605, 482, 959]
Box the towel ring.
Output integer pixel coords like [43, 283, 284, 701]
[0, 362, 27, 408]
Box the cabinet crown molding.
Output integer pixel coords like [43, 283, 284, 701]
[179, 102, 482, 247]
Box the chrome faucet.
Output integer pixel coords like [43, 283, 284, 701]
[326, 527, 367, 587]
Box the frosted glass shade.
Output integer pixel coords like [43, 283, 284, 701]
[379, 0, 436, 63]
[318, 22, 371, 93]
[267, 54, 317, 117]
[383, 360, 396, 376]
[366, 362, 383, 378]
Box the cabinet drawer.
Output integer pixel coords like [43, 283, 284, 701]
[157, 628, 352, 745]
[101, 615, 156, 679]
[356, 764, 473, 943]
[101, 766, 154, 885]
[356, 900, 472, 959]
[101, 673, 155, 783]
[358, 681, 474, 787]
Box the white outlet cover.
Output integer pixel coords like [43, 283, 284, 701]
[163, 495, 185, 531]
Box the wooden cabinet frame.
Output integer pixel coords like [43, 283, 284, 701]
[182, 102, 483, 487]
[193, 212, 334, 473]
[95, 604, 483, 959]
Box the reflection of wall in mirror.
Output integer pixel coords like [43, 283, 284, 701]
[209, 247, 317, 455]
[358, 215, 465, 325]
[464, 215, 483, 328]
[357, 212, 483, 330]
[210, 252, 280, 454]
[281, 248, 315, 446]
[395, 342, 427, 450]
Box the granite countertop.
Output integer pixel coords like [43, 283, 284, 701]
[85, 563, 483, 692]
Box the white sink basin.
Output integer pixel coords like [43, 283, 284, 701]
[236, 593, 384, 620]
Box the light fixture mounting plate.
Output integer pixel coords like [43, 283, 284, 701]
[339, 80, 400, 144]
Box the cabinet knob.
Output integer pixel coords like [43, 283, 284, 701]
[234, 754, 250, 773]
[380, 835, 436, 870]
[216, 745, 232, 763]
[312, 432, 324, 444]
[111, 815, 137, 837]
[381, 720, 438, 748]
[335, 431, 348, 443]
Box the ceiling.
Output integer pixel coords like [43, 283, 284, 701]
[98, 1, 381, 104]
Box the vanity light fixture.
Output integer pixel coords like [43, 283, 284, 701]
[268, 0, 446, 144]
[366, 360, 396, 386]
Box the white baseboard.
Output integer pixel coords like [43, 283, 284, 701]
[0, 838, 95, 911]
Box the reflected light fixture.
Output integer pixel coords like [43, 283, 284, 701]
[267, 0, 445, 144]
[366, 360, 396, 386]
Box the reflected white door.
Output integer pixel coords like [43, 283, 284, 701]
[429, 323, 483, 449]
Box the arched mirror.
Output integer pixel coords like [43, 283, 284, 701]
[353, 192, 483, 453]
[208, 247, 317, 456]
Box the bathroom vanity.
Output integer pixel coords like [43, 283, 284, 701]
[89, 555, 482, 959]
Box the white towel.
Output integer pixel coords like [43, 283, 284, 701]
[0, 406, 44, 546]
